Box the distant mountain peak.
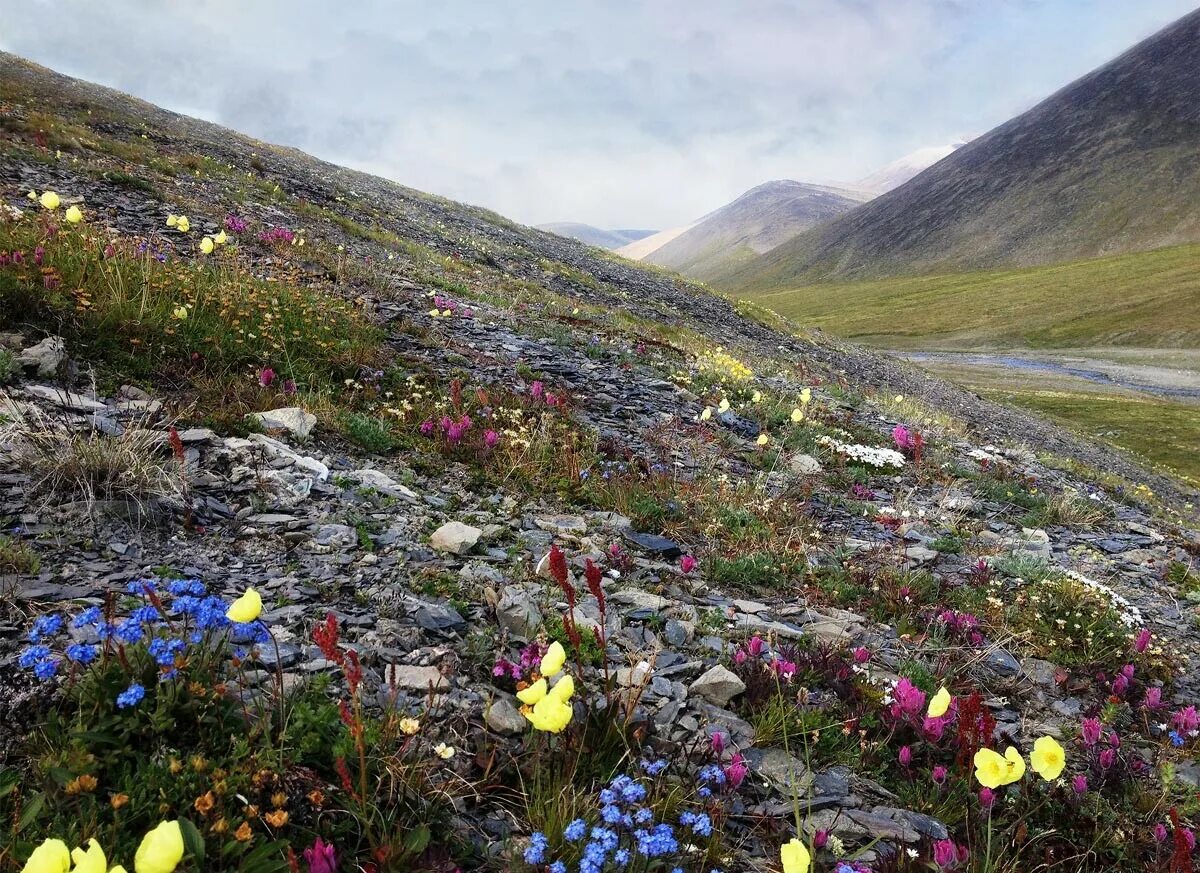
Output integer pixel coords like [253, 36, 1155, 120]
[855, 139, 974, 194]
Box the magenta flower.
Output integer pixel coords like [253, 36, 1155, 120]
[931, 765, 948, 786]
[419, 420, 435, 436]
[258, 368, 276, 388]
[1072, 774, 1088, 795]
[680, 555, 698, 574]
[282, 379, 297, 396]
[1080, 717, 1103, 746]
[1144, 687, 1164, 710]
[1098, 748, 1116, 769]
[892, 424, 913, 449]
[933, 839, 968, 870]
[34, 246, 44, 266]
[898, 745, 913, 767]
[746, 635, 765, 657]
[724, 752, 748, 789]
[484, 429, 499, 448]
[709, 731, 727, 755]
[1134, 627, 1152, 653]
[530, 380, 545, 402]
[1172, 706, 1199, 734]
[303, 837, 337, 873]
[225, 214, 249, 234]
[812, 830, 828, 850]
[1155, 823, 1169, 842]
[978, 787, 995, 809]
[853, 647, 871, 664]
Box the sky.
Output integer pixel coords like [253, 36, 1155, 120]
[1, 0, 1196, 229]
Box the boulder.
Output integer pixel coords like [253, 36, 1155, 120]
[17, 336, 66, 377]
[430, 521, 482, 555]
[250, 407, 316, 439]
[689, 664, 746, 706]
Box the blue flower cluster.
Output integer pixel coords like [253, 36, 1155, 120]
[16, 575, 266, 707]
[697, 764, 726, 798]
[526, 770, 726, 873]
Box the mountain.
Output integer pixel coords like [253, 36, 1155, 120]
[854, 139, 972, 193]
[536, 222, 656, 249]
[732, 8, 1200, 288]
[618, 180, 870, 282]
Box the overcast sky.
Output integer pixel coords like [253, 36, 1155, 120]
[1, 0, 1196, 228]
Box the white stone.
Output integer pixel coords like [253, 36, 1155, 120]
[251, 407, 316, 439]
[430, 521, 482, 555]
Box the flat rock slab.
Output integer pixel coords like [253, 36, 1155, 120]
[430, 521, 482, 555]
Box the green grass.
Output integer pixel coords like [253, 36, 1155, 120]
[744, 242, 1200, 349]
[981, 388, 1200, 487]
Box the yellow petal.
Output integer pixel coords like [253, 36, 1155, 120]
[790, 408, 803, 422]
[800, 388, 812, 405]
[39, 191, 61, 210]
[780, 838, 811, 873]
[134, 821, 184, 873]
[1002, 746, 1026, 784]
[756, 434, 769, 446]
[199, 237, 215, 254]
[27, 190, 38, 201]
[540, 641, 566, 676]
[1030, 736, 1065, 781]
[21, 838, 70, 873]
[526, 696, 572, 732]
[70, 840, 106, 873]
[225, 588, 262, 623]
[166, 214, 178, 227]
[973, 748, 1005, 789]
[927, 687, 951, 719]
[214, 230, 228, 245]
[516, 678, 547, 705]
[699, 407, 712, 421]
[718, 398, 730, 413]
[65, 205, 83, 224]
[547, 674, 574, 703]
[177, 217, 190, 233]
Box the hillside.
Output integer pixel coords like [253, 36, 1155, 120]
[634, 180, 870, 283]
[3, 52, 1200, 873]
[536, 222, 656, 249]
[732, 8, 1200, 288]
[745, 242, 1200, 348]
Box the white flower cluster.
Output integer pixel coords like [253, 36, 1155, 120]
[1061, 568, 1144, 627]
[817, 436, 906, 469]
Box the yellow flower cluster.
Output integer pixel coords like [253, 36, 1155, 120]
[695, 347, 753, 383]
[28, 190, 83, 223]
[165, 215, 191, 233]
[516, 642, 575, 733]
[974, 736, 1065, 788]
[23, 821, 183, 873]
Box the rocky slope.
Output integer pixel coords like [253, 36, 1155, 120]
[731, 7, 1200, 287]
[3, 51, 1200, 872]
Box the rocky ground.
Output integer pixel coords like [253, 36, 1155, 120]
[3, 52, 1200, 871]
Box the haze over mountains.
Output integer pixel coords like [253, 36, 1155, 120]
[534, 223, 656, 250]
[610, 142, 965, 283]
[731, 7, 1200, 289]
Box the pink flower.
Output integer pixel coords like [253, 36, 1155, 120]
[709, 731, 726, 755]
[258, 368, 276, 388]
[34, 246, 44, 266]
[733, 650, 747, 665]
[1155, 823, 1169, 842]
[1072, 774, 1088, 795]
[852, 647, 871, 664]
[812, 830, 828, 850]
[746, 635, 765, 657]
[933, 839, 967, 870]
[724, 752, 748, 789]
[892, 424, 914, 450]
[898, 745, 913, 767]
[1173, 706, 1199, 734]
[530, 380, 544, 401]
[303, 837, 337, 873]
[931, 765, 948, 786]
[1144, 687, 1164, 710]
[680, 555, 698, 574]
[282, 379, 297, 396]
[484, 429, 499, 448]
[1098, 748, 1116, 769]
[978, 788, 995, 809]
[1080, 717, 1103, 746]
[419, 420, 435, 436]
[1134, 628, 1152, 653]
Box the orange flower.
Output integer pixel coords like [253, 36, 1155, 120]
[234, 822, 252, 842]
[193, 791, 215, 815]
[264, 810, 289, 828]
[111, 793, 130, 810]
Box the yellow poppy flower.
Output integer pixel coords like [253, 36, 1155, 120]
[756, 434, 769, 446]
[433, 743, 455, 759]
[718, 398, 730, 413]
[540, 641, 567, 676]
[699, 407, 712, 421]
[171, 306, 189, 321]
[800, 387, 812, 405]
[166, 214, 178, 227]
[176, 217, 190, 233]
[21, 838, 70, 873]
[214, 230, 228, 244]
[1030, 736, 1066, 781]
[927, 687, 951, 718]
[39, 191, 61, 210]
[516, 678, 547, 706]
[780, 837, 811, 873]
[199, 237, 215, 254]
[65, 205, 83, 224]
[70, 840, 107, 873]
[441, 309, 452, 317]
[525, 695, 573, 732]
[226, 588, 262, 623]
[547, 674, 574, 703]
[134, 821, 184, 873]
[398, 717, 420, 735]
[27, 190, 38, 201]
[790, 408, 803, 423]
[974, 746, 1025, 788]
[428, 308, 441, 318]
[751, 390, 762, 403]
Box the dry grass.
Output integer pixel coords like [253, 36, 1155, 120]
[1, 398, 179, 515]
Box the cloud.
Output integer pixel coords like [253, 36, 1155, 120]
[1, 0, 1195, 227]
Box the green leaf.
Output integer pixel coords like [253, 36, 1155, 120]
[403, 825, 431, 857]
[178, 817, 206, 867]
[16, 792, 46, 833]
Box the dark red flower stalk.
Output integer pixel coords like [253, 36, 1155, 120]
[548, 544, 581, 650]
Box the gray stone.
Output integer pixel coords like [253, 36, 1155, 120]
[17, 336, 66, 377]
[390, 665, 449, 691]
[624, 531, 682, 557]
[689, 664, 746, 706]
[485, 695, 527, 734]
[251, 407, 317, 439]
[414, 602, 466, 632]
[430, 521, 482, 555]
[752, 747, 814, 795]
[788, 453, 823, 475]
[25, 384, 105, 412]
[344, 469, 418, 501]
[496, 585, 543, 637]
[534, 514, 587, 535]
